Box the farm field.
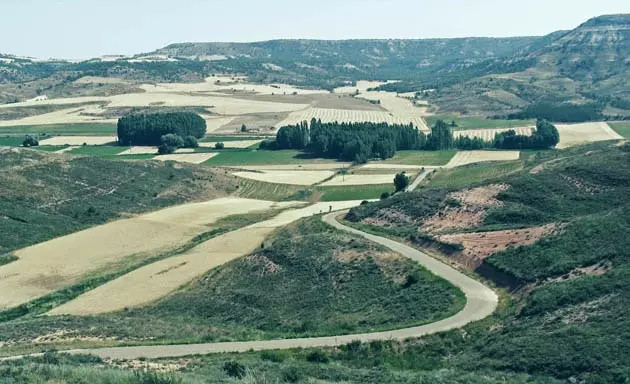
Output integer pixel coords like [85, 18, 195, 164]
[276, 107, 422, 128]
[427, 161, 524, 189]
[199, 139, 263, 149]
[453, 126, 534, 141]
[317, 184, 394, 201]
[609, 121, 630, 138]
[321, 173, 402, 186]
[233, 170, 335, 186]
[204, 149, 329, 166]
[445, 150, 521, 168]
[381, 150, 456, 166]
[556, 122, 623, 148]
[40, 135, 117, 146]
[154, 153, 218, 164]
[0, 123, 117, 136]
[0, 197, 291, 310]
[425, 114, 535, 130]
[49, 200, 366, 315]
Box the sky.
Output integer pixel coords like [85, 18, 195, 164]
[1, 0, 628, 59]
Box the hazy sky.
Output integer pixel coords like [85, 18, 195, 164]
[2, 0, 628, 59]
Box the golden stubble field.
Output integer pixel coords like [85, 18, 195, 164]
[0, 198, 296, 310]
[48, 200, 366, 315]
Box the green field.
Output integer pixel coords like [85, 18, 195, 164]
[426, 114, 535, 130]
[317, 184, 392, 201]
[382, 150, 456, 165]
[235, 177, 305, 201]
[205, 149, 337, 166]
[67, 146, 128, 156]
[609, 121, 630, 138]
[426, 161, 523, 189]
[0, 123, 117, 136]
[0, 137, 26, 146]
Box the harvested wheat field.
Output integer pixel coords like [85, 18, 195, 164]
[445, 151, 520, 168]
[40, 136, 117, 146]
[154, 153, 218, 164]
[0, 107, 115, 127]
[276, 107, 421, 128]
[361, 164, 433, 171]
[321, 173, 404, 186]
[358, 91, 429, 131]
[230, 163, 350, 171]
[0, 198, 289, 309]
[453, 127, 534, 142]
[117, 147, 158, 155]
[203, 116, 236, 132]
[556, 122, 623, 148]
[49, 200, 366, 315]
[198, 140, 263, 149]
[233, 170, 335, 186]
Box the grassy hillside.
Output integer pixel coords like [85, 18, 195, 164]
[342, 141, 630, 382]
[0, 216, 463, 353]
[0, 148, 237, 254]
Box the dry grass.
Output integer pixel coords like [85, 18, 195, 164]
[40, 136, 117, 146]
[198, 140, 262, 149]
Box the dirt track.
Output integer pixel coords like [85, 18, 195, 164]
[28, 211, 498, 359]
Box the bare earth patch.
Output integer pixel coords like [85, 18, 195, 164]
[154, 153, 218, 164]
[117, 146, 158, 155]
[422, 184, 508, 233]
[438, 224, 558, 269]
[198, 140, 263, 149]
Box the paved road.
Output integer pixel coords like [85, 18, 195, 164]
[6, 212, 498, 360]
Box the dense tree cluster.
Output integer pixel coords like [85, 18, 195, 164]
[505, 102, 604, 122]
[22, 134, 39, 147]
[273, 119, 426, 163]
[117, 112, 206, 146]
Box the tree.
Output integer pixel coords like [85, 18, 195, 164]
[117, 112, 206, 146]
[533, 119, 560, 148]
[157, 144, 175, 155]
[426, 120, 454, 150]
[161, 134, 184, 148]
[22, 134, 39, 147]
[214, 142, 225, 149]
[183, 136, 199, 148]
[240, 124, 248, 132]
[394, 172, 410, 192]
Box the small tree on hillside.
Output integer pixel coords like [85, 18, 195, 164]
[394, 172, 410, 192]
[240, 124, 248, 133]
[23, 134, 39, 147]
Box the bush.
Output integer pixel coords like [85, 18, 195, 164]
[22, 134, 39, 147]
[214, 142, 225, 150]
[260, 350, 288, 363]
[117, 112, 206, 146]
[161, 134, 184, 148]
[183, 135, 198, 148]
[394, 172, 410, 192]
[306, 350, 330, 363]
[157, 144, 176, 155]
[281, 367, 301, 383]
[380, 192, 391, 200]
[223, 361, 246, 378]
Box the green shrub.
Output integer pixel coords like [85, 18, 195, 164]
[223, 361, 246, 378]
[22, 134, 39, 147]
[214, 142, 225, 150]
[183, 135, 199, 148]
[306, 350, 330, 363]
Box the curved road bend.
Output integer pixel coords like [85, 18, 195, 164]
[11, 211, 498, 360]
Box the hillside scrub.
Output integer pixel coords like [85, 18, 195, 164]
[117, 112, 206, 146]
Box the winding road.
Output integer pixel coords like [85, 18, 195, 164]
[6, 211, 497, 360]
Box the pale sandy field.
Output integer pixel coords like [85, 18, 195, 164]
[54, 146, 79, 154]
[154, 153, 218, 164]
[40, 136, 117, 146]
[198, 140, 263, 149]
[0, 107, 116, 127]
[321, 173, 404, 186]
[73, 76, 128, 84]
[49, 200, 366, 315]
[556, 122, 623, 148]
[0, 197, 291, 310]
[445, 151, 521, 168]
[276, 107, 425, 128]
[228, 163, 350, 171]
[174, 148, 196, 153]
[357, 91, 430, 131]
[453, 127, 534, 142]
[361, 164, 435, 171]
[203, 116, 236, 132]
[233, 170, 335, 186]
[117, 147, 158, 155]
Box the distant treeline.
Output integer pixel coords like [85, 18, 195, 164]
[263, 118, 559, 163]
[496, 102, 605, 123]
[117, 112, 206, 146]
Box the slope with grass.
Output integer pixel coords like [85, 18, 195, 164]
[342, 141, 630, 383]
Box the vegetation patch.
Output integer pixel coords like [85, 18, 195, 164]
[0, 123, 117, 136]
[426, 115, 534, 130]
